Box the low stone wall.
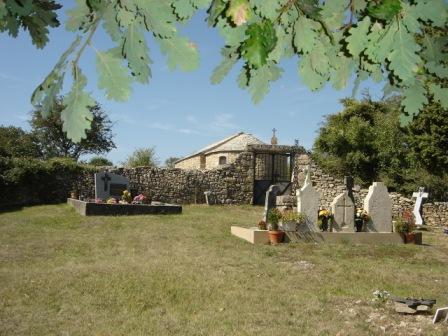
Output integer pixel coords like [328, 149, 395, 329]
[291, 154, 448, 227]
[74, 152, 254, 205]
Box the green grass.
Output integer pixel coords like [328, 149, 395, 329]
[0, 204, 447, 335]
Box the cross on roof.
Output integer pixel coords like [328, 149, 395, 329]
[272, 128, 277, 136]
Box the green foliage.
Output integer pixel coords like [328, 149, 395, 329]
[0, 0, 61, 48]
[61, 66, 95, 142]
[123, 147, 159, 168]
[1, 0, 447, 142]
[267, 208, 282, 229]
[87, 156, 113, 166]
[367, 0, 402, 21]
[164, 157, 180, 168]
[31, 99, 116, 160]
[313, 96, 448, 201]
[242, 19, 277, 68]
[0, 126, 41, 158]
[0, 156, 92, 206]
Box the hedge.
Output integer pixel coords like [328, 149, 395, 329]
[0, 157, 95, 207]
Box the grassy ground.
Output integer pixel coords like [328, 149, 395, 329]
[0, 204, 447, 335]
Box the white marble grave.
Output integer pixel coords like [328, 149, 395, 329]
[331, 191, 355, 232]
[363, 182, 392, 232]
[296, 168, 320, 231]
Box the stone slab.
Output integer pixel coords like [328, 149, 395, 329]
[230, 226, 270, 245]
[67, 198, 182, 216]
[231, 226, 421, 245]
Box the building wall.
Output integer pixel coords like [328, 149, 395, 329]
[174, 156, 202, 170]
[205, 152, 240, 170]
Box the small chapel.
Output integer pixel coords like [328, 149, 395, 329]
[174, 132, 265, 170]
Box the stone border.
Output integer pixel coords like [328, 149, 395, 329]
[231, 226, 422, 245]
[67, 198, 182, 216]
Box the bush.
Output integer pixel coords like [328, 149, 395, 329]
[0, 157, 94, 207]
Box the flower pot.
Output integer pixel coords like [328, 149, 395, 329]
[404, 232, 416, 244]
[268, 230, 284, 245]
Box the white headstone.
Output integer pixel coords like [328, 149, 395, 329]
[296, 168, 320, 231]
[331, 192, 355, 232]
[412, 187, 428, 226]
[262, 185, 280, 222]
[363, 182, 392, 232]
[94, 172, 129, 200]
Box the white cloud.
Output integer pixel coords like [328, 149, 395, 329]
[0, 72, 30, 84]
[210, 113, 238, 130]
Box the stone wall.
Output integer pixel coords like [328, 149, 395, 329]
[75, 152, 254, 205]
[291, 154, 448, 227]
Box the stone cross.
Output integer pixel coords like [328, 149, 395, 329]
[101, 173, 111, 192]
[412, 187, 428, 226]
[271, 128, 278, 145]
[331, 192, 355, 232]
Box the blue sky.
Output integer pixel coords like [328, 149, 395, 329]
[0, 2, 383, 165]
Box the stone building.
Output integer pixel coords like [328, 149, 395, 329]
[174, 132, 265, 170]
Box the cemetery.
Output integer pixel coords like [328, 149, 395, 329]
[1, 1, 448, 333]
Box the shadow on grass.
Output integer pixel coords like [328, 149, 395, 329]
[0, 204, 25, 214]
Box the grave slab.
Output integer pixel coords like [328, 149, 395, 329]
[68, 198, 182, 216]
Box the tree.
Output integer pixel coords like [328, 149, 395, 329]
[312, 96, 448, 200]
[122, 147, 159, 168]
[165, 157, 180, 168]
[30, 100, 115, 160]
[0, 126, 41, 158]
[87, 156, 113, 166]
[313, 97, 407, 186]
[1, 0, 444, 142]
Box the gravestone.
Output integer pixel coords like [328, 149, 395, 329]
[204, 191, 215, 205]
[412, 187, 428, 226]
[95, 172, 129, 200]
[363, 182, 392, 232]
[296, 168, 320, 231]
[331, 192, 355, 232]
[262, 185, 280, 222]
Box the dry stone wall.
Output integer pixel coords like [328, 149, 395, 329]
[74, 152, 254, 205]
[291, 154, 448, 228]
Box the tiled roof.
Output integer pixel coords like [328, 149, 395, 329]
[176, 132, 265, 163]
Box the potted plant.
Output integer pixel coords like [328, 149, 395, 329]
[280, 211, 306, 231]
[258, 220, 267, 230]
[122, 190, 132, 204]
[267, 208, 284, 245]
[355, 209, 370, 232]
[318, 209, 332, 231]
[394, 210, 416, 243]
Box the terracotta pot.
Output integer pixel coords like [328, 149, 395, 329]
[404, 232, 415, 244]
[268, 230, 284, 245]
